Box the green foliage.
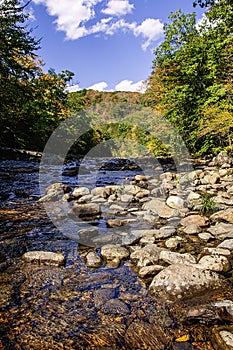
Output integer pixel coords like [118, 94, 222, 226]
[200, 193, 216, 214]
[145, 0, 233, 156]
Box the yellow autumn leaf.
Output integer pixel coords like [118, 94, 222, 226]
[176, 334, 190, 342]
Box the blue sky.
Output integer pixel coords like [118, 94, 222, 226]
[29, 0, 205, 92]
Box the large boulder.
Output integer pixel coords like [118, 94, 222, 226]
[149, 263, 224, 301]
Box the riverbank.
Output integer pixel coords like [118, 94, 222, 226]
[0, 152, 233, 349]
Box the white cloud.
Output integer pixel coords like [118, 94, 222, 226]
[32, 0, 102, 40]
[115, 79, 147, 93]
[88, 82, 108, 91]
[65, 84, 81, 93]
[102, 0, 134, 17]
[134, 18, 163, 50]
[32, 0, 163, 49]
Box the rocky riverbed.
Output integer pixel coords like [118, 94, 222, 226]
[0, 152, 233, 349]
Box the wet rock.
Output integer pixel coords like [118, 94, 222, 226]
[101, 244, 129, 261]
[159, 251, 196, 265]
[158, 226, 176, 239]
[217, 239, 233, 251]
[208, 223, 233, 240]
[106, 218, 124, 228]
[120, 194, 133, 203]
[122, 233, 139, 246]
[78, 227, 98, 240]
[149, 263, 224, 301]
[138, 265, 164, 278]
[198, 254, 231, 272]
[211, 208, 233, 224]
[140, 236, 156, 245]
[101, 298, 129, 316]
[93, 288, 116, 308]
[22, 251, 65, 266]
[125, 320, 170, 349]
[186, 300, 233, 324]
[85, 251, 102, 268]
[72, 203, 101, 217]
[130, 244, 162, 267]
[181, 214, 208, 227]
[166, 196, 184, 210]
[143, 198, 178, 218]
[211, 326, 233, 350]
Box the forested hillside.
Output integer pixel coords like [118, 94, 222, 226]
[0, 0, 232, 157]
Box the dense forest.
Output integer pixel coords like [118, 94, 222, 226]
[0, 0, 232, 157]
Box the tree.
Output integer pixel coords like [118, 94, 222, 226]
[146, 0, 233, 155]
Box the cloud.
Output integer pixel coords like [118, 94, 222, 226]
[133, 18, 163, 50]
[32, 0, 102, 40]
[115, 79, 147, 93]
[87, 82, 108, 91]
[102, 0, 134, 17]
[32, 0, 163, 49]
[65, 84, 81, 93]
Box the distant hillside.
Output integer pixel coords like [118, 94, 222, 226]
[67, 89, 144, 115]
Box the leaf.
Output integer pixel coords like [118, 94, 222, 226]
[176, 334, 190, 342]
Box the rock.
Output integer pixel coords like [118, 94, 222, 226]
[183, 224, 202, 235]
[158, 226, 176, 239]
[201, 247, 231, 257]
[135, 174, 148, 181]
[186, 300, 233, 324]
[181, 214, 208, 227]
[78, 227, 98, 240]
[198, 232, 214, 241]
[204, 173, 220, 185]
[46, 182, 71, 195]
[165, 236, 183, 249]
[106, 218, 124, 228]
[159, 251, 196, 265]
[72, 203, 101, 217]
[85, 251, 102, 268]
[218, 239, 233, 251]
[91, 187, 111, 198]
[101, 298, 130, 316]
[125, 320, 170, 349]
[120, 194, 133, 203]
[130, 244, 162, 268]
[211, 208, 233, 224]
[72, 187, 90, 198]
[140, 236, 156, 245]
[93, 288, 116, 308]
[187, 191, 201, 202]
[101, 244, 129, 261]
[210, 152, 232, 167]
[138, 265, 164, 278]
[135, 189, 150, 199]
[22, 251, 65, 266]
[143, 199, 178, 218]
[76, 194, 93, 203]
[219, 331, 233, 348]
[208, 223, 233, 240]
[149, 263, 224, 301]
[198, 255, 231, 272]
[123, 185, 141, 195]
[166, 196, 184, 210]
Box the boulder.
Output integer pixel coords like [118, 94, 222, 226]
[143, 199, 178, 218]
[22, 251, 65, 266]
[149, 263, 224, 301]
[85, 251, 102, 268]
[198, 255, 231, 272]
[130, 244, 162, 268]
[72, 203, 101, 217]
[159, 250, 196, 265]
[210, 207, 233, 224]
[101, 244, 129, 261]
[166, 196, 185, 210]
[181, 214, 208, 227]
[72, 187, 90, 198]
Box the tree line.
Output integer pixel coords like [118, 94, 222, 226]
[0, 0, 232, 157]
